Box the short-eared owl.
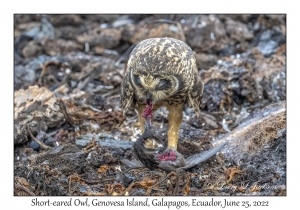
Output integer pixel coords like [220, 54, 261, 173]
[120, 37, 203, 150]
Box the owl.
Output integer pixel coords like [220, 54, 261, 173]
[120, 37, 203, 150]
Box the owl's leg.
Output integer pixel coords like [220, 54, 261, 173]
[138, 104, 146, 133]
[166, 104, 183, 150]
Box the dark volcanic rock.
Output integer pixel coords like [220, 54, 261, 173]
[252, 30, 286, 56]
[185, 15, 229, 53]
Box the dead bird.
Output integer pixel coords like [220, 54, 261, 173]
[122, 117, 228, 172]
[120, 117, 227, 195]
[132, 117, 186, 172]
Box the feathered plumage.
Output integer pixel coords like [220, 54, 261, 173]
[120, 37, 204, 150]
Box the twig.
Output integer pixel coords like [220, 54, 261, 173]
[107, 95, 121, 100]
[192, 16, 199, 28]
[145, 180, 158, 196]
[121, 182, 140, 195]
[102, 88, 120, 97]
[27, 127, 51, 150]
[83, 134, 97, 153]
[150, 171, 179, 195]
[173, 172, 180, 195]
[212, 111, 226, 115]
[15, 185, 36, 196]
[115, 44, 136, 66]
[181, 173, 191, 195]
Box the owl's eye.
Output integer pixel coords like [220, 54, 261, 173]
[133, 75, 143, 87]
[156, 79, 171, 90]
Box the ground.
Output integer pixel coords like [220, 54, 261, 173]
[14, 14, 286, 196]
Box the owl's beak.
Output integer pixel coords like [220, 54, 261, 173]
[146, 92, 152, 105]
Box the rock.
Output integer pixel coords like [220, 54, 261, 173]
[55, 25, 85, 40]
[225, 17, 254, 42]
[41, 38, 83, 56]
[178, 123, 212, 157]
[112, 16, 135, 28]
[49, 14, 83, 27]
[199, 49, 286, 112]
[75, 133, 134, 149]
[64, 52, 125, 90]
[121, 23, 136, 43]
[14, 14, 41, 25]
[77, 28, 121, 49]
[14, 144, 86, 195]
[224, 14, 252, 23]
[250, 49, 286, 102]
[14, 34, 33, 58]
[256, 15, 286, 32]
[25, 17, 55, 40]
[34, 143, 86, 175]
[14, 21, 40, 39]
[14, 65, 36, 90]
[64, 51, 120, 73]
[57, 98, 125, 132]
[185, 15, 228, 53]
[199, 66, 235, 112]
[188, 112, 220, 130]
[22, 40, 43, 58]
[14, 86, 65, 144]
[82, 14, 121, 24]
[30, 141, 39, 150]
[85, 94, 109, 110]
[238, 73, 259, 103]
[252, 30, 286, 56]
[93, 47, 119, 60]
[14, 55, 65, 90]
[129, 19, 186, 44]
[195, 53, 218, 70]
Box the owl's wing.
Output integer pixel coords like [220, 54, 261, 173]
[181, 141, 228, 170]
[120, 159, 144, 168]
[187, 74, 204, 116]
[120, 73, 135, 115]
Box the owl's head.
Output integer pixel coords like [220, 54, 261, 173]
[129, 68, 179, 104]
[126, 37, 195, 105]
